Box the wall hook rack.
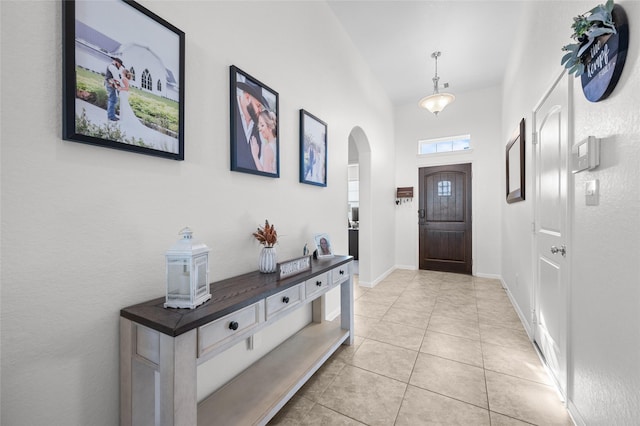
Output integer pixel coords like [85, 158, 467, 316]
[396, 187, 414, 205]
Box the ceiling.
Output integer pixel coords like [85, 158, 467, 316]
[327, 1, 526, 106]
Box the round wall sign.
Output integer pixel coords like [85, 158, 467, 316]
[580, 4, 629, 102]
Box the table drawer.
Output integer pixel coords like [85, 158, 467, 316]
[266, 284, 304, 320]
[198, 300, 265, 358]
[331, 263, 351, 285]
[305, 272, 329, 299]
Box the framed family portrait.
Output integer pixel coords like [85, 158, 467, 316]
[62, 0, 185, 160]
[230, 66, 280, 177]
[506, 118, 525, 203]
[300, 109, 328, 187]
[314, 233, 334, 259]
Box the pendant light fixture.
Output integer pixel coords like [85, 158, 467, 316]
[419, 51, 455, 116]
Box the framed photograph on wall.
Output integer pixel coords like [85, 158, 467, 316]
[62, 0, 185, 160]
[314, 233, 334, 258]
[300, 109, 327, 187]
[230, 66, 280, 177]
[506, 118, 525, 203]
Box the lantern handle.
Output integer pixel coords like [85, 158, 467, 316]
[179, 227, 193, 239]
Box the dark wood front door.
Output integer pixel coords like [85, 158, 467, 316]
[419, 163, 472, 274]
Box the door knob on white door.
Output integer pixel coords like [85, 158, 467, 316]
[550, 245, 567, 257]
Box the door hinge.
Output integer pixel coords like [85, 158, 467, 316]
[531, 222, 536, 233]
[532, 132, 538, 145]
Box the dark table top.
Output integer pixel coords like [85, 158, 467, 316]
[120, 255, 353, 336]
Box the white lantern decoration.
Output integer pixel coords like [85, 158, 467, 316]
[164, 227, 211, 309]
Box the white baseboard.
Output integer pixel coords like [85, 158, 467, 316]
[567, 399, 585, 426]
[326, 307, 341, 322]
[358, 265, 396, 288]
[395, 264, 417, 270]
[475, 272, 501, 280]
[501, 277, 533, 339]
[390, 267, 500, 279]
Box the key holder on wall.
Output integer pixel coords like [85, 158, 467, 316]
[396, 187, 414, 205]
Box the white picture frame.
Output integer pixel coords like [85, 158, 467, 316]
[314, 233, 334, 258]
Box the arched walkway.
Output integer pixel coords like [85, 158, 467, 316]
[348, 126, 372, 286]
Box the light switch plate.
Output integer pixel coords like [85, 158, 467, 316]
[586, 179, 599, 206]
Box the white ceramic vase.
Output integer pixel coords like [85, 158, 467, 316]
[258, 246, 277, 273]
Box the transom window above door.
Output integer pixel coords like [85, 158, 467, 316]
[418, 134, 471, 155]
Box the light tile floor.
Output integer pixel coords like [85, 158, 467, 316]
[269, 269, 573, 426]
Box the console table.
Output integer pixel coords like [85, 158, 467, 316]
[120, 255, 353, 426]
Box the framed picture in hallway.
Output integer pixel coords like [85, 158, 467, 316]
[62, 0, 185, 160]
[300, 109, 328, 187]
[230, 66, 280, 177]
[506, 118, 525, 203]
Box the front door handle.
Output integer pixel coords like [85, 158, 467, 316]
[550, 245, 567, 257]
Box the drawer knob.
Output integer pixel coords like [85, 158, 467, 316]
[229, 321, 239, 331]
[316, 281, 322, 287]
[339, 270, 345, 275]
[282, 296, 290, 304]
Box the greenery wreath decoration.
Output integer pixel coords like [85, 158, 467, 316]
[561, 0, 616, 77]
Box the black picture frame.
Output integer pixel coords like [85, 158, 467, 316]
[300, 109, 327, 187]
[230, 66, 280, 177]
[62, 0, 185, 160]
[506, 118, 525, 203]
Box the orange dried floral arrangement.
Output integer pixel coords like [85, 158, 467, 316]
[253, 220, 277, 247]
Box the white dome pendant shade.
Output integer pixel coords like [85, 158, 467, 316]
[419, 92, 456, 115]
[419, 51, 455, 116]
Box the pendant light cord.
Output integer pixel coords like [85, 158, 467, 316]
[431, 51, 441, 94]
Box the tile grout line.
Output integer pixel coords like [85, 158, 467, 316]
[475, 278, 495, 425]
[392, 272, 431, 426]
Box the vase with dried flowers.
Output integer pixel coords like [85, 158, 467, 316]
[253, 219, 278, 273]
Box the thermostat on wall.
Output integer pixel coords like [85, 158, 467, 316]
[572, 136, 600, 173]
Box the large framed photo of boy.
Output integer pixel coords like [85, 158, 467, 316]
[230, 66, 280, 177]
[62, 0, 185, 160]
[300, 109, 327, 187]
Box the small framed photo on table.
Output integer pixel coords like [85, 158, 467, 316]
[314, 233, 333, 259]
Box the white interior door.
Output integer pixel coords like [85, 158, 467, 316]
[532, 71, 571, 397]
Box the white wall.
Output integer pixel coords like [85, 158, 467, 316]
[0, 1, 396, 424]
[394, 85, 503, 276]
[502, 1, 640, 424]
[570, 0, 640, 421]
